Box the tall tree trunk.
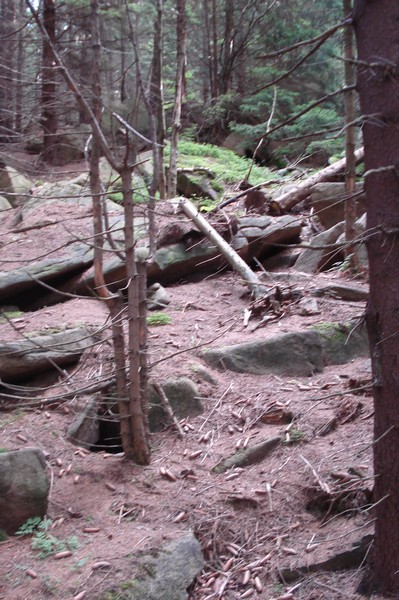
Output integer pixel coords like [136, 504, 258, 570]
[168, 0, 187, 198]
[202, 0, 212, 104]
[121, 166, 151, 465]
[15, 0, 25, 134]
[343, 0, 359, 271]
[211, 0, 218, 98]
[119, 0, 127, 103]
[149, 0, 166, 201]
[219, 0, 234, 95]
[128, 0, 164, 252]
[41, 0, 58, 162]
[0, 0, 16, 142]
[354, 1, 399, 595]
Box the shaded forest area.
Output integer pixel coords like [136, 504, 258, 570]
[2, 1, 399, 599]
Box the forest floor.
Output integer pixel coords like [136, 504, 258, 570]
[0, 157, 378, 600]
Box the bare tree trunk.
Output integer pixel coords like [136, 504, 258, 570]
[127, 1, 164, 253]
[219, 0, 234, 95]
[15, 0, 25, 134]
[168, 0, 187, 198]
[343, 0, 359, 271]
[121, 166, 150, 465]
[119, 0, 127, 103]
[354, 1, 399, 595]
[202, 0, 212, 104]
[89, 0, 136, 459]
[149, 0, 166, 201]
[0, 0, 16, 141]
[211, 0, 218, 99]
[41, 0, 58, 162]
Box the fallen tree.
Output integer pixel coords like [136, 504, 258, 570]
[178, 198, 268, 299]
[275, 147, 364, 211]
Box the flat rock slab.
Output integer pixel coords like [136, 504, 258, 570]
[0, 326, 94, 381]
[104, 532, 204, 600]
[201, 322, 369, 376]
[0, 448, 49, 534]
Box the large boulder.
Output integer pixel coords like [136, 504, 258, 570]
[176, 171, 218, 201]
[0, 326, 94, 381]
[67, 378, 204, 449]
[0, 448, 50, 535]
[102, 533, 204, 600]
[149, 377, 203, 430]
[201, 322, 369, 376]
[336, 213, 368, 268]
[294, 221, 345, 273]
[25, 125, 91, 165]
[310, 182, 366, 229]
[0, 162, 33, 207]
[232, 215, 302, 262]
[0, 189, 126, 307]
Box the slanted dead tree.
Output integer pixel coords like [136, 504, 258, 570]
[178, 198, 267, 299]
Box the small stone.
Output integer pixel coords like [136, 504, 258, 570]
[298, 297, 320, 315]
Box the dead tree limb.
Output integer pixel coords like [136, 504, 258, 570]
[178, 198, 267, 298]
[152, 381, 184, 439]
[275, 147, 364, 212]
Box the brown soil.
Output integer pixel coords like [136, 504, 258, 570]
[0, 158, 377, 600]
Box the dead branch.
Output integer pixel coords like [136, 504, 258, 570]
[152, 381, 184, 438]
[257, 20, 345, 59]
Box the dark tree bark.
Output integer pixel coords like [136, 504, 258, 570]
[343, 0, 359, 271]
[41, 0, 58, 162]
[211, 0, 218, 99]
[202, 0, 212, 104]
[15, 0, 25, 134]
[354, 1, 399, 595]
[219, 0, 234, 95]
[168, 0, 187, 198]
[0, 0, 16, 141]
[149, 0, 166, 200]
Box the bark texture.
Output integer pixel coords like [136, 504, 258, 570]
[355, 1, 399, 594]
[41, 0, 58, 162]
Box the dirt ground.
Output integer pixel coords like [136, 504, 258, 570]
[0, 156, 379, 600]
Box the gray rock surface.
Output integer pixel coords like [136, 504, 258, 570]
[177, 171, 218, 201]
[294, 221, 345, 273]
[104, 532, 204, 600]
[310, 182, 365, 229]
[0, 326, 94, 381]
[147, 283, 171, 310]
[201, 322, 369, 376]
[0, 195, 12, 211]
[66, 397, 99, 449]
[0, 448, 49, 534]
[149, 377, 203, 430]
[68, 378, 204, 448]
[0, 163, 33, 207]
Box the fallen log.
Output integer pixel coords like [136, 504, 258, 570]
[275, 147, 364, 212]
[178, 198, 268, 299]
